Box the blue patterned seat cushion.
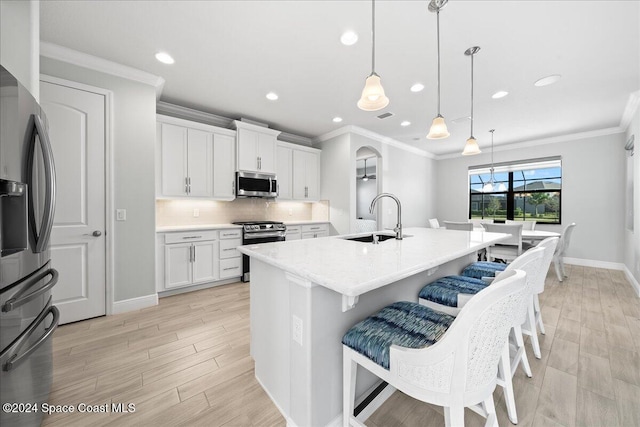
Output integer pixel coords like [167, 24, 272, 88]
[418, 275, 488, 307]
[342, 301, 454, 369]
[461, 261, 508, 280]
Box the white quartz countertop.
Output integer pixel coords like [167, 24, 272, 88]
[237, 227, 509, 297]
[156, 223, 241, 232]
[283, 220, 330, 225]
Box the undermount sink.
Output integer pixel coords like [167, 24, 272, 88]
[342, 233, 412, 243]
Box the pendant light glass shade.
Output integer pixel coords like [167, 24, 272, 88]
[357, 73, 389, 111]
[358, 0, 388, 111]
[482, 129, 507, 191]
[461, 46, 481, 155]
[462, 136, 481, 155]
[427, 115, 450, 139]
[427, 0, 449, 140]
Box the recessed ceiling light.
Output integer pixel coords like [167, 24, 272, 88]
[155, 52, 174, 64]
[410, 83, 425, 92]
[266, 92, 278, 101]
[400, 121, 411, 127]
[534, 74, 562, 87]
[492, 90, 509, 99]
[451, 116, 471, 124]
[340, 31, 358, 46]
[332, 117, 343, 123]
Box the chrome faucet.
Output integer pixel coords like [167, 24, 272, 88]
[369, 193, 403, 240]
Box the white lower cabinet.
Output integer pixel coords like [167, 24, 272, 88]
[164, 231, 219, 290]
[301, 223, 329, 239]
[285, 225, 301, 241]
[219, 229, 242, 279]
[158, 228, 243, 293]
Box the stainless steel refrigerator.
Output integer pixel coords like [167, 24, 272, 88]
[1, 65, 60, 426]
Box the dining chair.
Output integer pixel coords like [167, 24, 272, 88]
[483, 223, 523, 263]
[470, 218, 494, 227]
[553, 223, 576, 282]
[418, 249, 544, 424]
[505, 219, 536, 230]
[521, 237, 559, 358]
[444, 221, 473, 231]
[342, 269, 527, 427]
[428, 218, 440, 229]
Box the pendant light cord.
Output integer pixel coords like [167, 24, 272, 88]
[470, 52, 474, 138]
[371, 0, 376, 74]
[489, 129, 495, 182]
[436, 9, 441, 115]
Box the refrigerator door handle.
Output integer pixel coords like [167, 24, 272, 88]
[0, 299, 59, 372]
[26, 114, 57, 254]
[2, 268, 59, 313]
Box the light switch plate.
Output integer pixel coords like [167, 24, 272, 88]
[116, 209, 126, 221]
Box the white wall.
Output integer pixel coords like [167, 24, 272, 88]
[1, 0, 39, 99]
[624, 105, 640, 285]
[40, 56, 157, 302]
[319, 133, 351, 235]
[320, 130, 436, 235]
[435, 131, 627, 264]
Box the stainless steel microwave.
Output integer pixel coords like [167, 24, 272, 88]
[236, 171, 278, 198]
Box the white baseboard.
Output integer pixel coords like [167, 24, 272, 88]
[112, 293, 158, 314]
[564, 257, 639, 297]
[623, 265, 640, 297]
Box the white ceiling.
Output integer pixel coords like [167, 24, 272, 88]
[40, 1, 640, 155]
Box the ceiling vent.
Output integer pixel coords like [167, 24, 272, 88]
[377, 112, 394, 119]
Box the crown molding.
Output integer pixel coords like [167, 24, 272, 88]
[314, 125, 434, 158]
[40, 42, 165, 98]
[435, 126, 626, 160]
[620, 90, 640, 131]
[278, 132, 314, 147]
[156, 101, 233, 129]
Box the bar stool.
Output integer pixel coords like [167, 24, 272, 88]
[418, 248, 545, 424]
[342, 270, 527, 427]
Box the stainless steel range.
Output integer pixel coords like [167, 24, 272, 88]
[233, 221, 286, 282]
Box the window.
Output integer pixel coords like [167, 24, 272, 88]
[469, 157, 562, 224]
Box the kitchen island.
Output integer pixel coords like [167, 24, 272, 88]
[238, 227, 508, 427]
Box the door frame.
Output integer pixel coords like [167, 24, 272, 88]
[40, 74, 115, 316]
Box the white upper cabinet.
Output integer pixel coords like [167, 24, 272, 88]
[234, 121, 280, 174]
[212, 133, 236, 200]
[277, 141, 321, 201]
[156, 115, 236, 199]
[292, 148, 320, 201]
[276, 144, 292, 199]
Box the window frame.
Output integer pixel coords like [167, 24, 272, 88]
[468, 157, 562, 224]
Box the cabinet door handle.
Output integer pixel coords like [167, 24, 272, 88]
[192, 245, 196, 262]
[232, 180, 235, 195]
[185, 177, 189, 194]
[223, 266, 239, 271]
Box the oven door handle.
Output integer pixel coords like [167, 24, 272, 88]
[244, 231, 286, 240]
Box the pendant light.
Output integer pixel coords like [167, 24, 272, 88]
[462, 46, 482, 155]
[362, 158, 370, 181]
[357, 0, 389, 111]
[426, 0, 450, 139]
[482, 129, 507, 192]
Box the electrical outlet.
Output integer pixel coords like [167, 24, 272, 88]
[193, 208, 199, 217]
[116, 209, 126, 221]
[292, 315, 303, 345]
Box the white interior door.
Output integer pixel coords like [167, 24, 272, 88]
[40, 80, 106, 324]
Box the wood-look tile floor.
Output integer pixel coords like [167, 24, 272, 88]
[44, 266, 639, 427]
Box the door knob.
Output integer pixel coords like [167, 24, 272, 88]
[92, 230, 102, 237]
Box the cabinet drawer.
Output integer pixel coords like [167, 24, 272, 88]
[302, 230, 329, 239]
[165, 230, 218, 244]
[301, 224, 329, 234]
[219, 258, 242, 279]
[219, 228, 242, 239]
[219, 238, 242, 259]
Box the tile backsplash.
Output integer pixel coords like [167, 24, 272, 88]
[156, 199, 330, 226]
